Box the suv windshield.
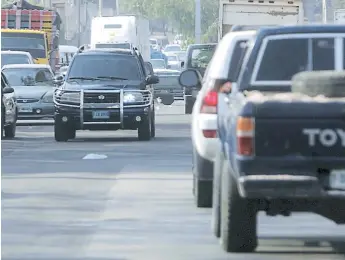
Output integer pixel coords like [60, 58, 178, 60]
[151, 59, 166, 69]
[67, 54, 142, 80]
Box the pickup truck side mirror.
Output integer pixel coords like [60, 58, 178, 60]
[146, 75, 159, 85]
[179, 69, 201, 88]
[181, 61, 184, 68]
[3, 86, 14, 94]
[53, 75, 64, 86]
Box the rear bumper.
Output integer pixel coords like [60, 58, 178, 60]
[234, 155, 345, 199]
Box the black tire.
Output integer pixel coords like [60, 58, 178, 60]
[193, 148, 213, 208]
[220, 160, 258, 253]
[54, 116, 69, 142]
[4, 122, 16, 138]
[211, 144, 224, 238]
[185, 100, 193, 114]
[138, 115, 151, 141]
[292, 71, 345, 98]
[150, 108, 155, 138]
[1, 108, 5, 138]
[69, 128, 76, 139]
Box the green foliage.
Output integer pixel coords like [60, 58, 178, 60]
[122, 0, 218, 41]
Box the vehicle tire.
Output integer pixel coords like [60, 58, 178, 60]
[54, 116, 69, 142]
[220, 160, 258, 253]
[69, 128, 76, 139]
[211, 144, 224, 238]
[292, 71, 345, 98]
[193, 148, 213, 208]
[150, 108, 155, 138]
[1, 107, 5, 138]
[185, 98, 193, 114]
[138, 114, 151, 141]
[4, 122, 16, 138]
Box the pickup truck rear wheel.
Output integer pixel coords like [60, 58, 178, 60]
[138, 115, 151, 141]
[150, 108, 155, 138]
[292, 71, 345, 98]
[4, 122, 16, 138]
[211, 144, 224, 238]
[220, 160, 258, 253]
[185, 96, 193, 114]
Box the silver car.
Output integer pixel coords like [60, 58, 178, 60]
[2, 64, 55, 120]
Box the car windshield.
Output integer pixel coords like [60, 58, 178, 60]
[255, 38, 336, 81]
[167, 56, 178, 61]
[164, 45, 181, 52]
[176, 52, 186, 61]
[67, 54, 141, 80]
[1, 54, 31, 66]
[151, 59, 166, 69]
[2, 68, 53, 86]
[190, 46, 216, 69]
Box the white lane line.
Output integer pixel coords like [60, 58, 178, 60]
[82, 153, 108, 160]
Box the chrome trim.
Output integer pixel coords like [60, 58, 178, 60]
[120, 89, 124, 128]
[54, 88, 152, 128]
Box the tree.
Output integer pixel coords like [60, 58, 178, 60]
[121, 0, 218, 41]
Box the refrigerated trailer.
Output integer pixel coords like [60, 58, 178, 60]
[218, 0, 304, 40]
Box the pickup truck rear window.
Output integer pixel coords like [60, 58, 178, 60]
[228, 40, 248, 80]
[255, 37, 336, 81]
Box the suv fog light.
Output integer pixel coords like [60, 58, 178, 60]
[36, 109, 42, 114]
[62, 116, 68, 122]
[136, 116, 141, 122]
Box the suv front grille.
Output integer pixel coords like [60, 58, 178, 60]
[83, 92, 120, 103]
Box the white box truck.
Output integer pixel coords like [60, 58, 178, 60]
[90, 15, 150, 61]
[218, 0, 304, 41]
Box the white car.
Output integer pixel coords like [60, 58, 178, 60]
[1, 50, 35, 67]
[178, 30, 256, 208]
[163, 44, 181, 55]
[166, 54, 180, 70]
[150, 38, 160, 51]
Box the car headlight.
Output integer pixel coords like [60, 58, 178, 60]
[59, 92, 80, 103]
[123, 92, 144, 103]
[42, 93, 53, 103]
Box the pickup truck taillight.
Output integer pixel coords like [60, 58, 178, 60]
[236, 116, 255, 156]
[200, 90, 217, 114]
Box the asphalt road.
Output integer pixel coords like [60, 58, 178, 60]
[2, 102, 345, 260]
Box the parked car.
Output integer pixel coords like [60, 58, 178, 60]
[1, 72, 17, 138]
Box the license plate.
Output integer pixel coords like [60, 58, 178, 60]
[330, 170, 345, 190]
[19, 106, 33, 113]
[92, 110, 110, 119]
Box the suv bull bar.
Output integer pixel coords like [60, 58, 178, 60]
[53, 89, 152, 128]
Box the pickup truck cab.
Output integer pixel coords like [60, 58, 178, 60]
[215, 24, 345, 253]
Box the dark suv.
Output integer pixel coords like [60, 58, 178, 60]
[53, 48, 159, 142]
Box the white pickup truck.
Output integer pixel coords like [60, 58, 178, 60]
[218, 0, 304, 40]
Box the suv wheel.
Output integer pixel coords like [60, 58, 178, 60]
[54, 116, 69, 142]
[220, 160, 258, 253]
[4, 122, 16, 138]
[150, 108, 155, 138]
[138, 114, 151, 141]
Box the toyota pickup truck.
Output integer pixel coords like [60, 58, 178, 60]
[214, 24, 345, 253]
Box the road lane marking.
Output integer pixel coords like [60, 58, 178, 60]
[82, 154, 108, 160]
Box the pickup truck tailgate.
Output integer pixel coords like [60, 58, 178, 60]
[254, 101, 345, 157]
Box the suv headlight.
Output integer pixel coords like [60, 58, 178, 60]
[60, 92, 80, 103]
[123, 92, 144, 103]
[42, 93, 53, 103]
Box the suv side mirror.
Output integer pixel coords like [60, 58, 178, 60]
[53, 75, 64, 86]
[179, 69, 201, 88]
[146, 75, 159, 85]
[181, 61, 184, 68]
[3, 86, 14, 94]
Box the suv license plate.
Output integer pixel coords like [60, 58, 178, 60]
[330, 170, 345, 190]
[92, 111, 110, 119]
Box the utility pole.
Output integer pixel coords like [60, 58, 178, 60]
[195, 0, 201, 43]
[115, 0, 119, 15]
[77, 0, 81, 46]
[98, 0, 102, 16]
[321, 0, 327, 23]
